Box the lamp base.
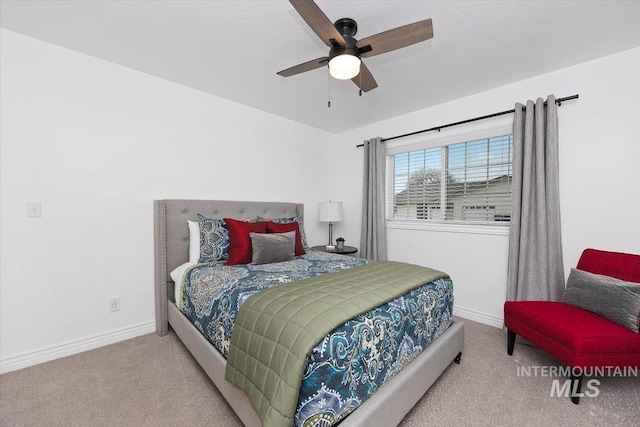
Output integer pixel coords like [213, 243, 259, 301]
[325, 245, 336, 251]
[327, 222, 334, 246]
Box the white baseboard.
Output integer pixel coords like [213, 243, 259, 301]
[453, 305, 504, 329]
[0, 320, 156, 374]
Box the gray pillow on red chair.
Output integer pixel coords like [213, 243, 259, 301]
[562, 268, 640, 333]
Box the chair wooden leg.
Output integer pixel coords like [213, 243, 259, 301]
[571, 374, 583, 404]
[507, 329, 516, 355]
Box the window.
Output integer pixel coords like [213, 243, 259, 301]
[387, 129, 513, 225]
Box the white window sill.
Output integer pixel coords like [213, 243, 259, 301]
[386, 220, 510, 236]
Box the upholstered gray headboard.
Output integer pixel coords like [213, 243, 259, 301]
[154, 200, 304, 336]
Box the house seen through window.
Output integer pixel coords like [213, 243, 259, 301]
[388, 132, 513, 224]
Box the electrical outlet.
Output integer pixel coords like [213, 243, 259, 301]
[108, 297, 120, 313]
[27, 202, 42, 218]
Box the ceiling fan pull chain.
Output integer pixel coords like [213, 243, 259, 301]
[359, 70, 362, 96]
[328, 67, 331, 108]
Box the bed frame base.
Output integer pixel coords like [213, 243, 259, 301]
[168, 302, 464, 427]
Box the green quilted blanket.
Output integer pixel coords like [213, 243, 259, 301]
[224, 260, 448, 427]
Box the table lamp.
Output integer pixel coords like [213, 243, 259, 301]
[318, 201, 343, 249]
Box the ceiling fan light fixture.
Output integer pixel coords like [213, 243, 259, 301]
[329, 54, 361, 80]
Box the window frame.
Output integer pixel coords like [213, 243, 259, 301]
[385, 125, 513, 236]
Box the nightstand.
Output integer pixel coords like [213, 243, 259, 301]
[310, 245, 358, 256]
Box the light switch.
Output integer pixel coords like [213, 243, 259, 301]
[27, 202, 42, 218]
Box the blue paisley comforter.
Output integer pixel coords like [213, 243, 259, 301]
[177, 251, 453, 427]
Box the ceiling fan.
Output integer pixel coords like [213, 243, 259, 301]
[277, 0, 434, 93]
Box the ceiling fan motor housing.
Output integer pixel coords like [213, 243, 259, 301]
[329, 18, 359, 61]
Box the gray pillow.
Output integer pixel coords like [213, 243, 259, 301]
[562, 268, 640, 333]
[250, 231, 296, 265]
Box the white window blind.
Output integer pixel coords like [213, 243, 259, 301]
[388, 129, 513, 224]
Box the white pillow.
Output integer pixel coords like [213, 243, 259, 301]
[170, 261, 196, 306]
[188, 220, 200, 263]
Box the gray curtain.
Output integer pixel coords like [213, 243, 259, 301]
[360, 137, 387, 261]
[507, 95, 564, 302]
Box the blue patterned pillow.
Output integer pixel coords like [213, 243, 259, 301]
[197, 213, 229, 262]
[259, 214, 308, 248]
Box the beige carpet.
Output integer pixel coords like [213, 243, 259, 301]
[1, 318, 638, 426]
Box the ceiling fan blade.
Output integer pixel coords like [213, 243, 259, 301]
[351, 62, 378, 92]
[289, 0, 345, 47]
[277, 57, 329, 77]
[357, 19, 433, 58]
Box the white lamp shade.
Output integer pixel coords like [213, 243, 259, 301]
[318, 201, 344, 222]
[329, 55, 361, 80]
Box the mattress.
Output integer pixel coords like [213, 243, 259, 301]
[174, 250, 453, 426]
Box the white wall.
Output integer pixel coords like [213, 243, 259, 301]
[333, 47, 640, 327]
[0, 30, 336, 372]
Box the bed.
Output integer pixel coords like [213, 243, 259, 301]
[154, 199, 464, 427]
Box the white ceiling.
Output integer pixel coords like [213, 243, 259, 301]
[2, 1, 639, 133]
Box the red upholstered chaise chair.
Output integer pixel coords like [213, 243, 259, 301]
[504, 248, 640, 403]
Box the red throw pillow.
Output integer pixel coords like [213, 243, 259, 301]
[266, 221, 305, 256]
[225, 218, 267, 265]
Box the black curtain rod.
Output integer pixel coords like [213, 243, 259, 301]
[356, 94, 579, 147]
